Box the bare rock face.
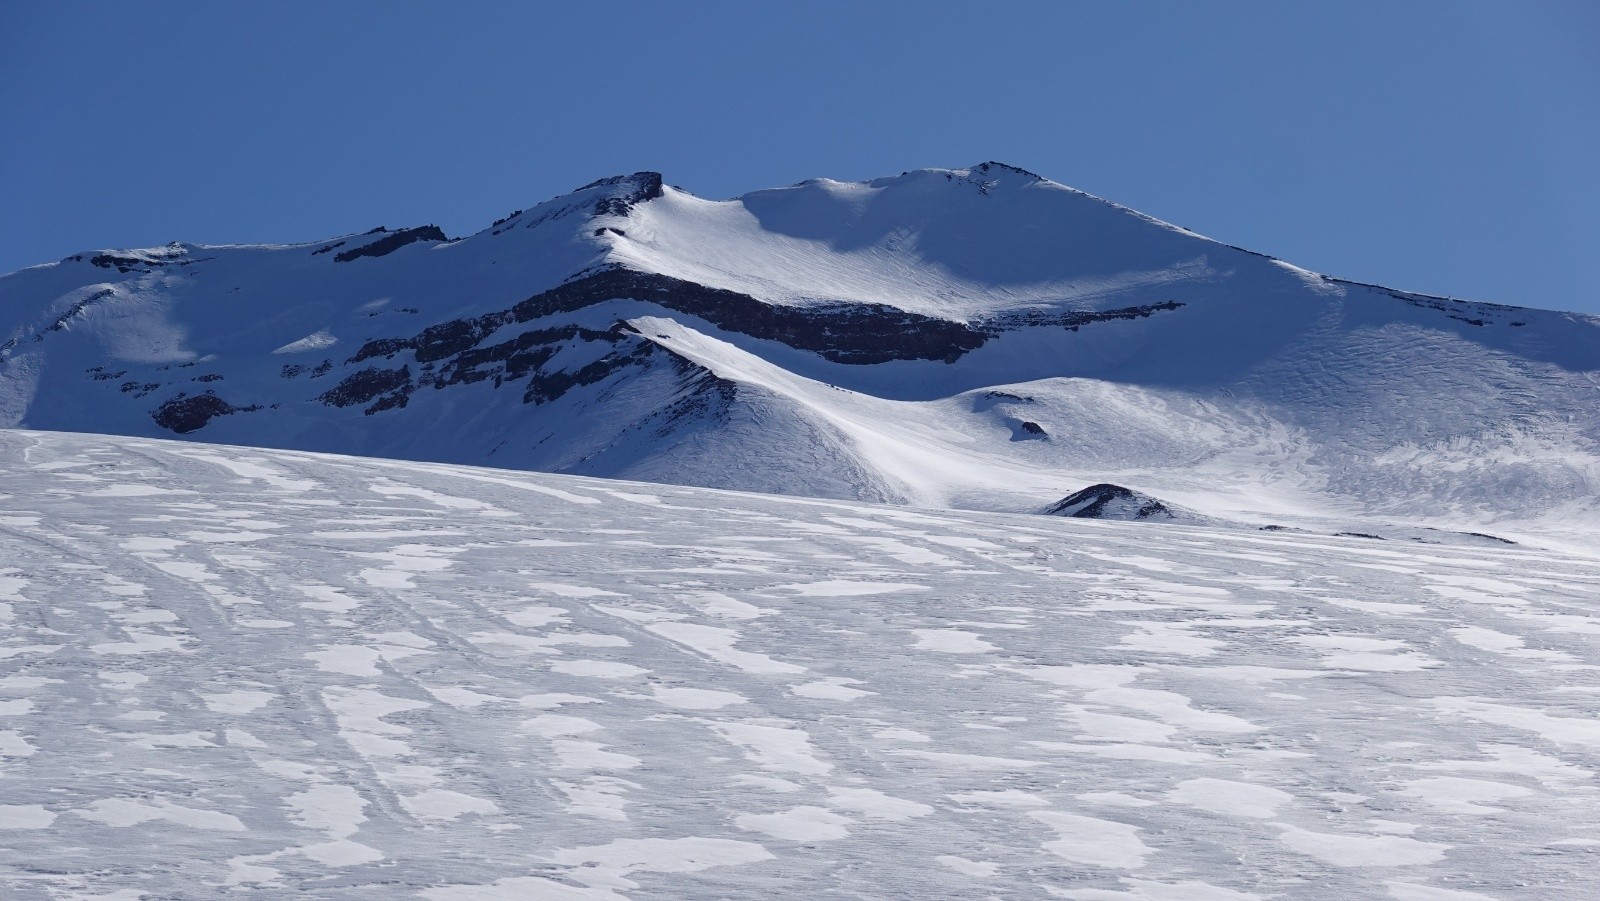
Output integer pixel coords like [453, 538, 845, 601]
[151, 392, 260, 434]
[331, 226, 448, 262]
[317, 365, 414, 415]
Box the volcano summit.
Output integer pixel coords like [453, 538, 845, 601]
[3, 163, 1596, 543]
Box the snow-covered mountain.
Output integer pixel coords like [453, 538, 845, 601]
[4, 163, 1597, 540]
[5, 429, 1600, 898]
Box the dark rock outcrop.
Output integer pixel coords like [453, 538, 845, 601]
[524, 337, 657, 406]
[987, 301, 1184, 332]
[508, 268, 987, 365]
[88, 245, 203, 274]
[350, 267, 989, 368]
[90, 253, 161, 273]
[152, 392, 259, 434]
[318, 365, 412, 413]
[584, 172, 664, 217]
[333, 226, 448, 263]
[41, 289, 115, 337]
[1044, 483, 1176, 521]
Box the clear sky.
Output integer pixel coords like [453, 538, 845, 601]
[3, 1, 1597, 312]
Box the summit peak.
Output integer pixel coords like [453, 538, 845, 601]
[968, 161, 1046, 181]
[574, 171, 665, 196]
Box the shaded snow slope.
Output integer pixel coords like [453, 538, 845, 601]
[2, 164, 1597, 538]
[611, 162, 1231, 319]
[3, 430, 1600, 898]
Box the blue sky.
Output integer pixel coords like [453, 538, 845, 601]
[3, 1, 1596, 312]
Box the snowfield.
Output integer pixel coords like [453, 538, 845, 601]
[3, 429, 1599, 898]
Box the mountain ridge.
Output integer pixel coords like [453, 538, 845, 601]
[3, 163, 1596, 542]
[21, 161, 1597, 318]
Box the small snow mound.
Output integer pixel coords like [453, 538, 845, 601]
[1042, 483, 1184, 522]
[273, 330, 338, 355]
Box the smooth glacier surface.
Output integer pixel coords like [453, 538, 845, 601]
[2, 429, 1599, 898]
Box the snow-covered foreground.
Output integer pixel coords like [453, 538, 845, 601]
[3, 429, 1600, 899]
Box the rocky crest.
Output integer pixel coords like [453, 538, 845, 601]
[332, 225, 449, 262]
[1043, 483, 1178, 521]
[151, 392, 261, 434]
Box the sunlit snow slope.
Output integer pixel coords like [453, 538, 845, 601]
[2, 164, 1598, 538]
[3, 430, 1600, 898]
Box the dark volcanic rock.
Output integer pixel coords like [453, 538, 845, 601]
[509, 268, 988, 365]
[1044, 483, 1175, 521]
[434, 324, 618, 388]
[648, 365, 740, 438]
[524, 335, 657, 406]
[346, 264, 1187, 375]
[364, 390, 412, 415]
[152, 392, 259, 434]
[319, 365, 412, 409]
[585, 172, 664, 217]
[333, 226, 448, 263]
[317, 253, 1190, 428]
[350, 266, 989, 367]
[89, 245, 203, 274]
[40, 289, 115, 338]
[987, 301, 1184, 332]
[89, 254, 159, 273]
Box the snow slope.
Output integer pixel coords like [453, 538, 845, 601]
[607, 164, 1227, 319]
[3, 429, 1600, 898]
[2, 164, 1597, 539]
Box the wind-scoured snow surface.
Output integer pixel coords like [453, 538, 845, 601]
[4, 429, 1599, 899]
